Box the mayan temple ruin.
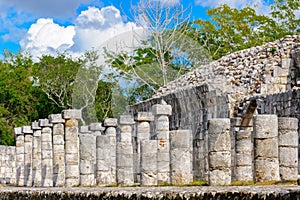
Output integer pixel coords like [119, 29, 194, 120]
[0, 35, 299, 189]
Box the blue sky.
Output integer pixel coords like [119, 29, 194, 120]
[0, 0, 274, 59]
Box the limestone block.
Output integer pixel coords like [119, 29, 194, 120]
[80, 174, 96, 186]
[39, 119, 53, 127]
[96, 171, 115, 186]
[80, 160, 95, 175]
[279, 147, 298, 167]
[53, 135, 64, 145]
[105, 127, 117, 137]
[65, 119, 78, 128]
[141, 171, 157, 186]
[278, 117, 298, 131]
[16, 146, 25, 154]
[103, 118, 118, 127]
[280, 166, 298, 181]
[137, 122, 150, 138]
[236, 139, 252, 153]
[152, 104, 172, 116]
[273, 66, 289, 77]
[253, 115, 278, 139]
[255, 138, 279, 158]
[53, 144, 64, 153]
[157, 172, 170, 184]
[236, 166, 253, 182]
[14, 127, 22, 135]
[170, 130, 192, 148]
[119, 131, 132, 143]
[79, 126, 90, 133]
[281, 58, 291, 68]
[65, 153, 79, 164]
[236, 153, 252, 166]
[96, 159, 110, 171]
[208, 118, 231, 135]
[254, 158, 280, 182]
[52, 123, 64, 136]
[157, 139, 170, 152]
[117, 154, 134, 168]
[208, 152, 231, 170]
[49, 114, 65, 124]
[62, 109, 82, 119]
[65, 128, 79, 141]
[134, 112, 154, 122]
[155, 116, 169, 132]
[65, 177, 80, 187]
[22, 126, 33, 134]
[66, 164, 80, 178]
[31, 121, 41, 130]
[116, 168, 134, 186]
[120, 125, 132, 134]
[96, 135, 109, 148]
[208, 132, 231, 152]
[119, 115, 135, 125]
[96, 148, 111, 161]
[89, 123, 104, 131]
[278, 131, 298, 147]
[156, 131, 170, 140]
[209, 169, 231, 186]
[236, 130, 252, 140]
[79, 134, 96, 160]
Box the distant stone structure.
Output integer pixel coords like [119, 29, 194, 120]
[0, 35, 299, 187]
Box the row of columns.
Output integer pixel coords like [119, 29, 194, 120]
[208, 115, 298, 186]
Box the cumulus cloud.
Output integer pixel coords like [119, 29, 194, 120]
[19, 6, 139, 58]
[20, 18, 75, 57]
[195, 0, 271, 14]
[71, 6, 139, 52]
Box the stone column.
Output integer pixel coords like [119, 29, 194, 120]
[6, 146, 16, 185]
[23, 126, 33, 186]
[96, 118, 117, 186]
[63, 109, 81, 187]
[0, 146, 6, 184]
[278, 117, 298, 181]
[140, 140, 157, 186]
[116, 115, 135, 186]
[134, 112, 154, 184]
[170, 130, 193, 185]
[152, 103, 172, 184]
[40, 119, 53, 187]
[253, 115, 280, 182]
[31, 121, 42, 187]
[15, 127, 25, 186]
[208, 118, 231, 186]
[49, 114, 65, 187]
[235, 130, 253, 182]
[79, 126, 96, 186]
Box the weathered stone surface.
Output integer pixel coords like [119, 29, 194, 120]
[208, 152, 231, 170]
[152, 104, 172, 116]
[22, 126, 33, 134]
[253, 115, 278, 139]
[280, 166, 298, 181]
[39, 119, 53, 127]
[279, 147, 297, 167]
[62, 109, 82, 119]
[48, 114, 65, 124]
[255, 138, 279, 158]
[89, 123, 104, 131]
[31, 121, 41, 130]
[134, 112, 154, 122]
[236, 153, 252, 166]
[236, 166, 253, 182]
[119, 115, 135, 125]
[254, 158, 280, 182]
[140, 140, 157, 186]
[103, 118, 118, 127]
[209, 169, 231, 186]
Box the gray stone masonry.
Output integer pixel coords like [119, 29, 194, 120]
[62, 109, 82, 120]
[278, 117, 298, 181]
[140, 140, 157, 186]
[23, 126, 33, 187]
[31, 121, 42, 187]
[117, 114, 135, 186]
[79, 127, 96, 187]
[208, 118, 231, 186]
[15, 127, 25, 186]
[50, 114, 65, 187]
[103, 118, 118, 127]
[6, 146, 16, 185]
[170, 130, 193, 185]
[135, 112, 154, 185]
[235, 130, 253, 182]
[40, 119, 53, 187]
[152, 104, 171, 185]
[253, 115, 280, 182]
[104, 125, 117, 185]
[64, 117, 80, 187]
[0, 146, 5, 184]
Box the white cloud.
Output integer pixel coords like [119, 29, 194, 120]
[153, 0, 180, 6]
[19, 6, 139, 58]
[71, 6, 139, 52]
[20, 18, 75, 58]
[195, 0, 271, 15]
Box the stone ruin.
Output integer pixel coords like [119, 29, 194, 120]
[0, 35, 300, 187]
